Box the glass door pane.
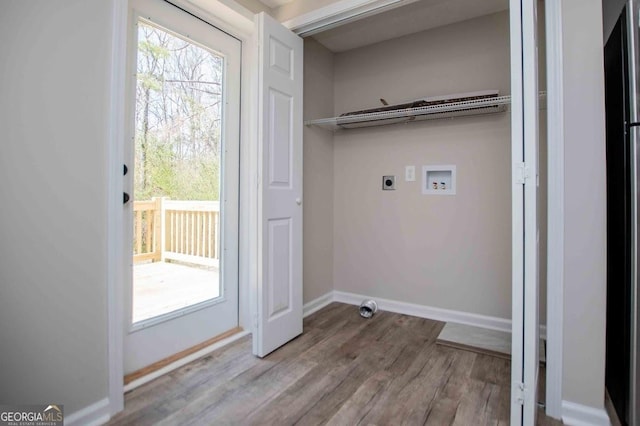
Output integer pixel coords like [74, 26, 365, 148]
[132, 21, 224, 324]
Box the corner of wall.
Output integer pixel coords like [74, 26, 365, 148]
[303, 38, 336, 303]
[561, 0, 608, 412]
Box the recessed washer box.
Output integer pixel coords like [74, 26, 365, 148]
[422, 165, 456, 195]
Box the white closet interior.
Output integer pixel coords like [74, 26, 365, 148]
[300, 0, 547, 332]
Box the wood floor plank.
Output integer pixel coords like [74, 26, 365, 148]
[471, 353, 512, 387]
[124, 327, 243, 385]
[110, 337, 253, 425]
[368, 345, 457, 424]
[244, 358, 357, 425]
[292, 374, 373, 426]
[184, 358, 319, 425]
[107, 303, 561, 426]
[452, 379, 500, 425]
[325, 370, 394, 425]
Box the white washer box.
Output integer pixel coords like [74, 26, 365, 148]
[422, 165, 456, 195]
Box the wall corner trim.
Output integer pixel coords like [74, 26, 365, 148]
[562, 400, 611, 426]
[65, 398, 111, 426]
[303, 292, 335, 318]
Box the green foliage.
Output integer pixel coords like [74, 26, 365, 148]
[138, 72, 162, 91]
[138, 39, 170, 60]
[134, 22, 223, 202]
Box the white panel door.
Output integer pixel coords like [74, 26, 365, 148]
[254, 12, 303, 357]
[510, 0, 540, 424]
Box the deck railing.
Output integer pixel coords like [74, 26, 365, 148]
[133, 198, 220, 267]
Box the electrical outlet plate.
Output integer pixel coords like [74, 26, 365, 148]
[382, 175, 395, 190]
[405, 165, 416, 182]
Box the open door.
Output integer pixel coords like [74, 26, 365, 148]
[510, 0, 540, 424]
[253, 12, 304, 357]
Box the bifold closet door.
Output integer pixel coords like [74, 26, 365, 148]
[253, 12, 304, 358]
[509, 0, 541, 425]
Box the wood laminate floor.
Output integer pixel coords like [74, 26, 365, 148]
[109, 303, 562, 425]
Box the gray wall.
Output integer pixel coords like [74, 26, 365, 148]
[331, 12, 525, 320]
[561, 0, 608, 410]
[0, 0, 112, 414]
[303, 38, 335, 303]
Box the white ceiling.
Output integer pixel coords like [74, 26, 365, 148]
[311, 0, 509, 52]
[258, 0, 294, 8]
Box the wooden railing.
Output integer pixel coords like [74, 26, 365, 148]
[133, 198, 220, 267]
[132, 199, 161, 263]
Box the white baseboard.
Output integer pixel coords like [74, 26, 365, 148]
[333, 290, 512, 333]
[330, 291, 550, 340]
[124, 330, 251, 392]
[65, 397, 111, 426]
[562, 400, 611, 426]
[303, 291, 334, 318]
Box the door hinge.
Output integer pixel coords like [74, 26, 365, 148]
[515, 162, 531, 185]
[514, 382, 526, 405]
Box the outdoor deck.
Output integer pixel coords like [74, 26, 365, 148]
[133, 261, 220, 323]
[132, 198, 221, 323]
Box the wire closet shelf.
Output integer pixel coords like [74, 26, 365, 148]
[305, 92, 546, 131]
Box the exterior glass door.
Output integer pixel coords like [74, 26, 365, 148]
[124, 0, 240, 374]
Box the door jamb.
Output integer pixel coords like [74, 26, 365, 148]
[107, 0, 127, 415]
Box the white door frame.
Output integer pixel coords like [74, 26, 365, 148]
[508, 0, 527, 421]
[511, 0, 541, 422]
[106, 0, 566, 419]
[107, 0, 128, 414]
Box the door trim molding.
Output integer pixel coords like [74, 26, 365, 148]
[107, 0, 128, 417]
[282, 0, 420, 36]
[169, 0, 254, 39]
[545, 0, 564, 419]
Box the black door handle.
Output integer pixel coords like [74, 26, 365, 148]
[123, 164, 129, 204]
